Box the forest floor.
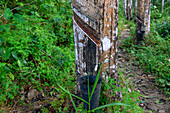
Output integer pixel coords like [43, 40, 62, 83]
[1, 25, 170, 113]
[118, 25, 170, 113]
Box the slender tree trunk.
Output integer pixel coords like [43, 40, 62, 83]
[168, 0, 170, 16]
[129, 0, 132, 20]
[134, 0, 145, 42]
[162, 0, 164, 12]
[144, 0, 151, 35]
[72, 0, 119, 91]
[124, 0, 127, 17]
[125, 0, 132, 20]
[122, 0, 124, 12]
[134, 0, 150, 42]
[134, 0, 137, 22]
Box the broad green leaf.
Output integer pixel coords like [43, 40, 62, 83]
[5, 66, 11, 71]
[0, 49, 10, 60]
[35, 12, 40, 17]
[0, 25, 10, 32]
[5, 50, 10, 60]
[21, 59, 27, 64]
[159, 79, 165, 83]
[45, 82, 49, 86]
[17, 60, 22, 68]
[166, 82, 170, 86]
[5, 82, 9, 90]
[8, 73, 14, 80]
[0, 63, 6, 67]
[37, 87, 43, 91]
[4, 8, 13, 20]
[11, 51, 18, 60]
[52, 16, 57, 23]
[19, 3, 24, 6]
[8, 93, 14, 99]
[13, 14, 25, 23]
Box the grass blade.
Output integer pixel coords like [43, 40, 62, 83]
[69, 94, 78, 113]
[71, 94, 89, 105]
[57, 83, 89, 104]
[135, 101, 146, 103]
[88, 74, 90, 110]
[91, 103, 131, 111]
[90, 63, 103, 100]
[57, 84, 70, 94]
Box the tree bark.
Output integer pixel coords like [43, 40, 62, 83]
[124, 0, 127, 17]
[134, 0, 150, 42]
[72, 0, 119, 90]
[122, 0, 124, 12]
[134, 0, 145, 41]
[144, 0, 151, 35]
[134, 0, 137, 22]
[128, 0, 132, 20]
[124, 0, 132, 20]
[162, 0, 164, 12]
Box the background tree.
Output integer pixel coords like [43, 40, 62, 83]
[162, 0, 164, 12]
[134, 0, 151, 41]
[124, 0, 127, 17]
[122, 0, 124, 13]
[144, 0, 151, 35]
[134, 0, 137, 22]
[123, 0, 132, 20]
[127, 0, 132, 20]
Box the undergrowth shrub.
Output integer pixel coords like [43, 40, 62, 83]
[0, 0, 75, 107]
[76, 75, 144, 113]
[100, 76, 144, 113]
[0, 0, 167, 112]
[154, 17, 170, 40]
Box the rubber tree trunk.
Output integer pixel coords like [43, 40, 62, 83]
[124, 0, 127, 17]
[127, 0, 132, 20]
[71, 0, 119, 91]
[134, 0, 137, 22]
[122, 0, 124, 12]
[124, 0, 132, 20]
[144, 0, 151, 35]
[134, 0, 150, 41]
[162, 0, 164, 13]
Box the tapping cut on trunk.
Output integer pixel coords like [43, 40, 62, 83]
[72, 0, 119, 88]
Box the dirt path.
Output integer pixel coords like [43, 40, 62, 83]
[118, 26, 170, 113]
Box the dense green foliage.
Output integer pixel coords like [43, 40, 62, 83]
[0, 0, 169, 112]
[151, 0, 170, 18]
[0, 0, 144, 112]
[0, 0, 76, 106]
